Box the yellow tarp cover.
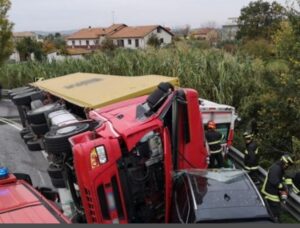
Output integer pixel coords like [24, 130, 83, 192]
[32, 73, 179, 109]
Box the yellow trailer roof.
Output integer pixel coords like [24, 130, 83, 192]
[32, 73, 179, 109]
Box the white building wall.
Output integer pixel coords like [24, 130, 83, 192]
[144, 29, 173, 48]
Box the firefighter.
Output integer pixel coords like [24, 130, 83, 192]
[205, 121, 224, 168]
[243, 132, 259, 184]
[261, 154, 294, 223]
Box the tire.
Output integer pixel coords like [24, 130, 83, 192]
[37, 187, 59, 202]
[13, 173, 33, 185]
[27, 103, 62, 124]
[44, 123, 90, 156]
[50, 177, 66, 188]
[20, 128, 31, 138]
[23, 132, 35, 143]
[12, 91, 42, 106]
[26, 139, 42, 151]
[8, 87, 31, 99]
[47, 164, 64, 179]
[31, 123, 49, 135]
[30, 100, 44, 110]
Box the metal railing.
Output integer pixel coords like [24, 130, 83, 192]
[228, 146, 300, 222]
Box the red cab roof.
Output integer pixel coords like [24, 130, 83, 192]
[0, 177, 70, 224]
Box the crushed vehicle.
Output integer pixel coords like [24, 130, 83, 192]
[8, 73, 267, 223]
[171, 169, 271, 223]
[0, 167, 70, 224]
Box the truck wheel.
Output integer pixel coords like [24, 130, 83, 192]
[47, 164, 64, 179]
[9, 87, 34, 99]
[31, 123, 49, 135]
[23, 132, 35, 143]
[50, 177, 66, 188]
[12, 91, 41, 106]
[44, 123, 90, 156]
[26, 139, 42, 151]
[13, 173, 33, 185]
[20, 128, 31, 138]
[36, 187, 59, 202]
[27, 103, 61, 124]
[30, 99, 44, 110]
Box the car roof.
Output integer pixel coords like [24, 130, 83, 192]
[0, 180, 69, 224]
[178, 170, 270, 222]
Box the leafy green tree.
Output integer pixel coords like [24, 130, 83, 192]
[16, 37, 45, 61]
[236, 0, 286, 40]
[0, 0, 13, 65]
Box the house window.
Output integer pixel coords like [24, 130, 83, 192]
[157, 27, 162, 33]
[79, 40, 82, 46]
[86, 40, 90, 46]
[160, 38, 164, 44]
[135, 39, 139, 48]
[72, 40, 75, 46]
[128, 39, 132, 45]
[117, 40, 124, 47]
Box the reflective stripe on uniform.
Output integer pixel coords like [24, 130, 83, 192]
[278, 183, 283, 189]
[245, 149, 248, 155]
[293, 184, 300, 194]
[255, 148, 259, 155]
[284, 178, 293, 185]
[208, 140, 222, 146]
[245, 166, 259, 171]
[261, 173, 281, 202]
[210, 149, 222, 154]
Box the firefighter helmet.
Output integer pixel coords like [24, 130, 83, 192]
[243, 132, 253, 140]
[281, 154, 294, 166]
[207, 121, 216, 129]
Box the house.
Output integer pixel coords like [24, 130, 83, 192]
[190, 28, 219, 45]
[110, 25, 173, 49]
[13, 32, 42, 42]
[66, 24, 173, 50]
[66, 24, 126, 49]
[222, 18, 239, 41]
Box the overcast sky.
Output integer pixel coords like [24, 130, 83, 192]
[9, 0, 289, 32]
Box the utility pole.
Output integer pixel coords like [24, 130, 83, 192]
[112, 11, 115, 24]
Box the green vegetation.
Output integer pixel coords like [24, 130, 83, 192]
[0, 0, 13, 66]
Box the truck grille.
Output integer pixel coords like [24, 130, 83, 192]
[85, 188, 97, 223]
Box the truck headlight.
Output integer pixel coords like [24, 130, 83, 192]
[90, 146, 108, 169]
[96, 146, 107, 164]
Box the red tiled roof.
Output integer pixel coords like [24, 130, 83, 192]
[110, 25, 173, 39]
[67, 28, 106, 39]
[192, 28, 216, 36]
[67, 24, 127, 40]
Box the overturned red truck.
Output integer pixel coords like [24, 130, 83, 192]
[8, 73, 270, 223]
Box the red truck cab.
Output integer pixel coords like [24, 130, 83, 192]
[0, 168, 70, 224]
[70, 83, 208, 223]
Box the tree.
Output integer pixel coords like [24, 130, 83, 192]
[147, 34, 161, 48]
[16, 37, 45, 61]
[236, 0, 286, 40]
[0, 0, 13, 65]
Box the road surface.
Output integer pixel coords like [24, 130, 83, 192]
[0, 99, 53, 188]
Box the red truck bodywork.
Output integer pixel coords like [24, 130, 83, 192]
[0, 174, 70, 224]
[70, 88, 208, 223]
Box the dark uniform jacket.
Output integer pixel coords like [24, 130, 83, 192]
[205, 130, 223, 154]
[262, 161, 285, 202]
[244, 141, 259, 169]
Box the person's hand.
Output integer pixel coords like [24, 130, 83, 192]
[279, 190, 288, 203]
